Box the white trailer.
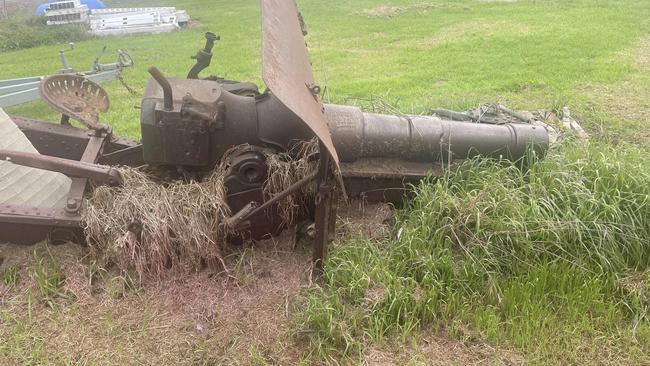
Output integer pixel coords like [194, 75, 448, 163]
[41, 2, 191, 36]
[44, 0, 89, 25]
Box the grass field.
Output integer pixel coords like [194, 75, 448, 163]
[1, 0, 649, 364]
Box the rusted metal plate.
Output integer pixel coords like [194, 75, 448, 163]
[39, 74, 109, 130]
[13, 116, 90, 160]
[0, 204, 81, 228]
[261, 0, 343, 185]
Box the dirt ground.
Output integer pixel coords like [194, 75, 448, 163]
[0, 201, 524, 364]
[2, 229, 310, 364]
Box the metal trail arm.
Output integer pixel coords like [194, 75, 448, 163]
[0, 149, 123, 186]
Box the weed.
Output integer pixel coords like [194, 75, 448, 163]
[87, 261, 108, 287]
[105, 274, 136, 299]
[248, 346, 271, 366]
[30, 254, 66, 308]
[2, 265, 19, 287]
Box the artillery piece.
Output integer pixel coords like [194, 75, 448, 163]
[0, 0, 549, 269]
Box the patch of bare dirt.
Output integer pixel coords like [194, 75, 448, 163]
[337, 200, 394, 241]
[363, 330, 525, 365]
[477, 0, 519, 3]
[356, 3, 450, 18]
[635, 36, 650, 69]
[0, 231, 311, 364]
[0, 241, 89, 302]
[580, 80, 650, 141]
[408, 20, 531, 49]
[141, 231, 312, 364]
[185, 19, 203, 29]
[415, 334, 525, 365]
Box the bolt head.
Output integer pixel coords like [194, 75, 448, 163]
[66, 198, 78, 209]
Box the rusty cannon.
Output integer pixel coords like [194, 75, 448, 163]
[0, 0, 549, 270]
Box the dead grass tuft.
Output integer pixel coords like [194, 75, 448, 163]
[620, 270, 649, 304]
[83, 165, 232, 281]
[83, 140, 319, 281]
[264, 138, 319, 224]
[337, 201, 394, 241]
[636, 36, 650, 69]
[580, 80, 650, 141]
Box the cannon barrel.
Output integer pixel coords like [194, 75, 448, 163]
[325, 104, 549, 163]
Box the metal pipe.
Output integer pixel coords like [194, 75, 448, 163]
[0, 81, 41, 94]
[0, 149, 123, 186]
[0, 70, 121, 109]
[0, 77, 43, 89]
[228, 171, 318, 228]
[147, 67, 173, 111]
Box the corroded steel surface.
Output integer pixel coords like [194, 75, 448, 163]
[39, 74, 109, 130]
[0, 149, 122, 186]
[261, 0, 342, 179]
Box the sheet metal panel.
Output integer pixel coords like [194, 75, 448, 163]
[261, 0, 343, 183]
[0, 109, 71, 208]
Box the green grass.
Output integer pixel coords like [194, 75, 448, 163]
[301, 142, 650, 363]
[1, 0, 649, 139]
[30, 253, 67, 309]
[1, 265, 18, 287]
[1, 0, 650, 364]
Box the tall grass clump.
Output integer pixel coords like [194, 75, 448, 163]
[0, 14, 90, 52]
[300, 141, 650, 362]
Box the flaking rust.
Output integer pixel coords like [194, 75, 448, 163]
[0, 0, 549, 268]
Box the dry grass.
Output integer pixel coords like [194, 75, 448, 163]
[1, 204, 409, 365]
[405, 20, 531, 50]
[635, 36, 650, 69]
[264, 138, 320, 224]
[83, 165, 232, 281]
[356, 3, 450, 18]
[363, 331, 526, 365]
[83, 140, 319, 281]
[336, 200, 395, 242]
[580, 80, 650, 141]
[0, 236, 312, 365]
